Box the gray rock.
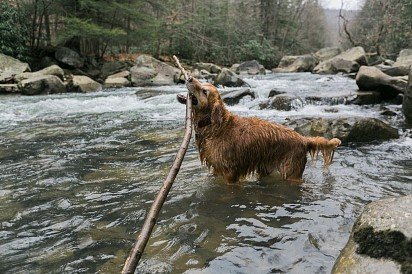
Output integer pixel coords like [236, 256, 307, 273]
[104, 77, 130, 88]
[314, 47, 341, 61]
[221, 89, 256, 105]
[313, 46, 367, 74]
[398, 48, 412, 59]
[402, 67, 412, 122]
[107, 71, 130, 79]
[356, 66, 407, 95]
[0, 84, 19, 94]
[268, 89, 286, 98]
[287, 117, 399, 143]
[237, 60, 266, 75]
[19, 75, 66, 95]
[214, 68, 248, 87]
[0, 53, 31, 83]
[259, 94, 304, 111]
[70, 75, 102, 93]
[348, 91, 383, 105]
[332, 195, 412, 274]
[39, 56, 58, 69]
[374, 64, 409, 77]
[388, 49, 412, 76]
[130, 55, 180, 86]
[15, 65, 65, 81]
[274, 55, 318, 73]
[55, 47, 84, 68]
[101, 61, 129, 79]
[230, 63, 240, 73]
[194, 62, 222, 74]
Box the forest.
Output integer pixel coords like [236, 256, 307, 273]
[1, 0, 411, 67]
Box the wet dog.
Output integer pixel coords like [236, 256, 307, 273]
[177, 78, 341, 184]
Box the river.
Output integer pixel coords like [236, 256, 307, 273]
[0, 73, 411, 273]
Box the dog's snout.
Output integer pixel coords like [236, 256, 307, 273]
[188, 77, 193, 83]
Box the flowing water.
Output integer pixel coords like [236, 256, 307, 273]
[0, 73, 411, 274]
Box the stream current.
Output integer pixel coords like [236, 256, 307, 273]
[0, 73, 411, 273]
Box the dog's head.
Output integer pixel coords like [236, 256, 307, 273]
[177, 78, 226, 126]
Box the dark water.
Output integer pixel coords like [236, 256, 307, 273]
[0, 73, 411, 273]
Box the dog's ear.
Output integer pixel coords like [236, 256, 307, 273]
[211, 103, 224, 126]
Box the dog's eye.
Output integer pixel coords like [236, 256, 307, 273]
[202, 89, 208, 96]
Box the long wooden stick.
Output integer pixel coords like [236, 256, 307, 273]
[122, 56, 192, 274]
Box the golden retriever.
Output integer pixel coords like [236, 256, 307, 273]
[177, 78, 341, 184]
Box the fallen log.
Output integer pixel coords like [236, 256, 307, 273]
[122, 56, 193, 274]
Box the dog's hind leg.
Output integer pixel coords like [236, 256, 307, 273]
[223, 172, 240, 184]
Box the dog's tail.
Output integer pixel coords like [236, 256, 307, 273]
[306, 136, 341, 166]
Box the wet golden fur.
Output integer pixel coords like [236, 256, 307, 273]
[178, 78, 341, 184]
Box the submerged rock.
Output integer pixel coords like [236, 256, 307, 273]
[130, 55, 180, 86]
[332, 195, 412, 274]
[214, 68, 248, 87]
[268, 89, 286, 98]
[221, 89, 255, 105]
[287, 117, 399, 143]
[260, 94, 304, 111]
[274, 54, 318, 73]
[402, 67, 412, 122]
[19, 75, 66, 95]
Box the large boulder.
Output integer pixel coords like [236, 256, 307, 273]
[15, 65, 65, 82]
[194, 63, 222, 74]
[130, 55, 179, 86]
[55, 47, 84, 68]
[314, 47, 341, 61]
[221, 89, 256, 105]
[332, 195, 412, 274]
[236, 60, 266, 75]
[375, 49, 412, 77]
[402, 67, 412, 122]
[259, 94, 304, 111]
[100, 61, 130, 79]
[274, 55, 318, 73]
[214, 68, 248, 87]
[356, 66, 408, 96]
[287, 117, 399, 143]
[70, 75, 102, 93]
[104, 77, 130, 88]
[0, 53, 31, 83]
[107, 71, 130, 79]
[313, 46, 367, 74]
[19, 75, 66, 95]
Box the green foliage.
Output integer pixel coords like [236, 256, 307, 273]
[349, 0, 412, 57]
[58, 17, 126, 44]
[0, 2, 30, 60]
[235, 40, 279, 68]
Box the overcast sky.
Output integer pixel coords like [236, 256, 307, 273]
[319, 0, 364, 10]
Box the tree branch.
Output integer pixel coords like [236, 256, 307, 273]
[121, 56, 193, 274]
